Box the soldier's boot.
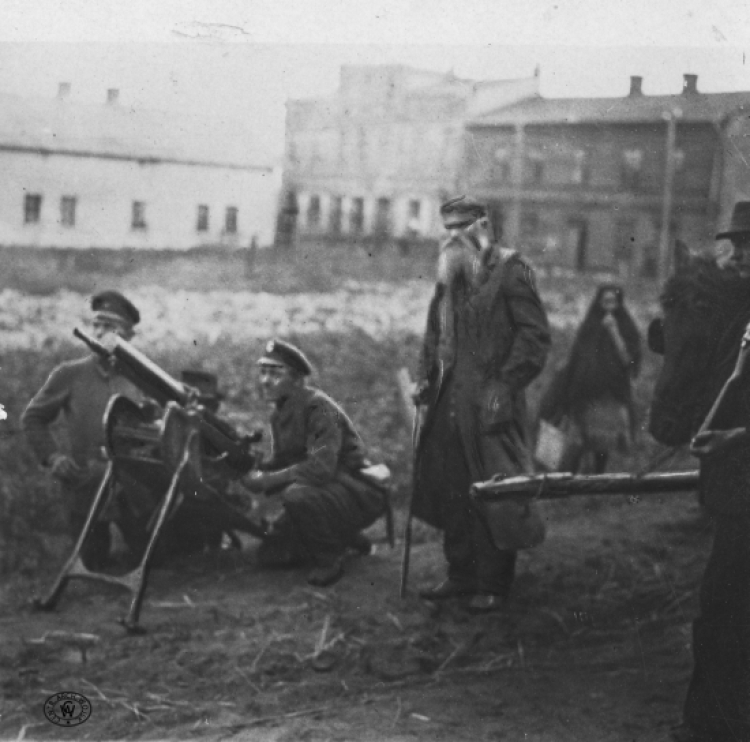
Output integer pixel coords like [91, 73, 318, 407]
[347, 532, 372, 556]
[306, 555, 345, 588]
[419, 578, 476, 601]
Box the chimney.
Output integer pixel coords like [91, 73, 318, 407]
[57, 82, 71, 100]
[682, 74, 698, 95]
[629, 76, 643, 96]
[106, 88, 119, 105]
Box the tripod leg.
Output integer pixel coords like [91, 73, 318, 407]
[32, 463, 115, 612]
[120, 432, 195, 634]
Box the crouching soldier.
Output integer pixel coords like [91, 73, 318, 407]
[246, 339, 389, 587]
[21, 291, 147, 570]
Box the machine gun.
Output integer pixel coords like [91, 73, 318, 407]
[33, 329, 265, 633]
[73, 327, 261, 473]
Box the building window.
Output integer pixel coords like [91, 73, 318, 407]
[521, 211, 540, 241]
[350, 197, 365, 234]
[621, 148, 644, 189]
[571, 150, 590, 185]
[409, 199, 421, 220]
[24, 193, 42, 224]
[526, 154, 545, 185]
[131, 201, 147, 231]
[374, 197, 391, 235]
[329, 196, 343, 234]
[196, 205, 209, 232]
[225, 207, 238, 234]
[307, 195, 321, 228]
[494, 148, 511, 181]
[59, 196, 77, 227]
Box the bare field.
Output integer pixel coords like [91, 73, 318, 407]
[0, 268, 703, 742]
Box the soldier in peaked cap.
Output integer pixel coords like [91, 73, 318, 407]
[245, 338, 390, 587]
[411, 195, 551, 613]
[22, 290, 147, 570]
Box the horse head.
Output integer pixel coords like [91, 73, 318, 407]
[648, 242, 750, 445]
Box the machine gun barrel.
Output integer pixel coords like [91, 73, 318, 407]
[472, 470, 700, 503]
[74, 327, 260, 472]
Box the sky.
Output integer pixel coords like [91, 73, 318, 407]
[0, 0, 748, 160]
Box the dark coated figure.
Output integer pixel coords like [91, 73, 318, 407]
[539, 283, 642, 474]
[21, 291, 146, 569]
[245, 339, 388, 588]
[649, 202, 750, 742]
[412, 195, 551, 613]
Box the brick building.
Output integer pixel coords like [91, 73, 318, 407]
[464, 74, 750, 277]
[281, 65, 539, 245]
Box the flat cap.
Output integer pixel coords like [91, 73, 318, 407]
[91, 290, 140, 326]
[440, 195, 487, 229]
[258, 339, 313, 376]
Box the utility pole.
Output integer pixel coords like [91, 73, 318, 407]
[658, 109, 680, 281]
[508, 123, 525, 245]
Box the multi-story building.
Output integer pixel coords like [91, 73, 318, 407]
[0, 83, 279, 250]
[464, 74, 750, 276]
[281, 65, 539, 244]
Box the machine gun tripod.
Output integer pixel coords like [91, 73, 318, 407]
[32, 331, 264, 634]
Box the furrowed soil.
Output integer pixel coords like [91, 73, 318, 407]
[0, 269, 705, 741]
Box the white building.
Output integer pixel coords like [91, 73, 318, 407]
[283, 65, 539, 243]
[0, 84, 279, 249]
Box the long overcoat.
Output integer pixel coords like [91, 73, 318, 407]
[412, 246, 551, 529]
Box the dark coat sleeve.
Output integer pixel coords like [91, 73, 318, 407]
[265, 401, 344, 489]
[21, 364, 72, 465]
[499, 257, 551, 391]
[417, 287, 442, 385]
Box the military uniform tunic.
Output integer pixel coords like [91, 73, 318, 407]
[22, 354, 144, 565]
[261, 385, 386, 564]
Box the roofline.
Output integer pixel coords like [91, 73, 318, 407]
[467, 92, 750, 127]
[0, 142, 273, 172]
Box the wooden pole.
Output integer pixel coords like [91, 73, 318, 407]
[657, 111, 679, 282]
[508, 123, 525, 245]
[472, 470, 699, 502]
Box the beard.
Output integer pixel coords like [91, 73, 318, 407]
[437, 232, 490, 289]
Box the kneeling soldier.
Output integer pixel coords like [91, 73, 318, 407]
[246, 339, 388, 587]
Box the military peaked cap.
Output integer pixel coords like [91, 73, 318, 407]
[716, 201, 750, 240]
[181, 369, 225, 402]
[258, 339, 313, 376]
[91, 290, 140, 326]
[440, 195, 487, 229]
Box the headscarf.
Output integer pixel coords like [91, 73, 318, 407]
[541, 284, 642, 420]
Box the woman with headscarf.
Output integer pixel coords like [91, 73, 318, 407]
[539, 283, 642, 474]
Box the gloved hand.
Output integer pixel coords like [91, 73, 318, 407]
[245, 468, 292, 494]
[48, 453, 83, 481]
[412, 380, 431, 406]
[690, 428, 747, 457]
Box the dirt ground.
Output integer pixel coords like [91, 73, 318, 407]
[0, 492, 709, 742]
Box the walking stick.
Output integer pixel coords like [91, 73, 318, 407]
[694, 320, 750, 437]
[399, 361, 444, 599]
[400, 402, 423, 599]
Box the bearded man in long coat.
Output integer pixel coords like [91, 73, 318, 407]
[413, 196, 551, 612]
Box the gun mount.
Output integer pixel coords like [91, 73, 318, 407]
[32, 330, 266, 633]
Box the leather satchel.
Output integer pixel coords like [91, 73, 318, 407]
[473, 495, 546, 551]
